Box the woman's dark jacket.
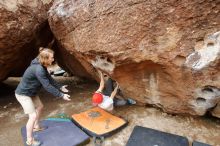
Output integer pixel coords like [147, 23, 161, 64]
[15, 58, 63, 98]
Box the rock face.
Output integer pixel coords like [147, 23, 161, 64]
[48, 0, 220, 117]
[0, 0, 53, 81]
[53, 41, 94, 79]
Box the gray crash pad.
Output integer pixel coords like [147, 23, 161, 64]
[21, 120, 89, 146]
[126, 126, 189, 146]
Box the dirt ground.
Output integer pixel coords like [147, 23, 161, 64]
[0, 77, 220, 146]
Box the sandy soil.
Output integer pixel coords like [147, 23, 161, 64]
[0, 77, 219, 146]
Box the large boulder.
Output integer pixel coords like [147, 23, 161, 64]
[53, 40, 95, 79]
[48, 0, 220, 117]
[0, 0, 53, 81]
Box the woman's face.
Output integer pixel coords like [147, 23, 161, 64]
[47, 53, 54, 66]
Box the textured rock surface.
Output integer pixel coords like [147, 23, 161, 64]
[48, 0, 220, 117]
[0, 0, 53, 80]
[212, 102, 220, 118]
[53, 41, 94, 79]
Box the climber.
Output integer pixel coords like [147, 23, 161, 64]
[92, 70, 136, 111]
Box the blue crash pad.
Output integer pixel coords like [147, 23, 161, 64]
[193, 141, 212, 146]
[21, 120, 89, 146]
[126, 126, 189, 146]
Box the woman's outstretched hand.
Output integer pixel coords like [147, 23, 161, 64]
[63, 94, 71, 101]
[60, 85, 69, 93]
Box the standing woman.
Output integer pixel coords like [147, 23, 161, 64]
[15, 47, 71, 146]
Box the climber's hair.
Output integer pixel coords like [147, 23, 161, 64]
[38, 47, 54, 66]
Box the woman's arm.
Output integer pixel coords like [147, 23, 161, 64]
[47, 72, 63, 89]
[36, 66, 63, 98]
[47, 69, 69, 93]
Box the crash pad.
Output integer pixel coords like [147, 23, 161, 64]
[193, 141, 212, 146]
[21, 120, 89, 146]
[126, 126, 189, 146]
[53, 69, 65, 76]
[72, 107, 127, 137]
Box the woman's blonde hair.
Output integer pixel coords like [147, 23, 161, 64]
[38, 47, 54, 66]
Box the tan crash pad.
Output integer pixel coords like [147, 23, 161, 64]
[72, 107, 127, 136]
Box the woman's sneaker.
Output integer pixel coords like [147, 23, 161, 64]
[26, 139, 42, 146]
[127, 98, 136, 105]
